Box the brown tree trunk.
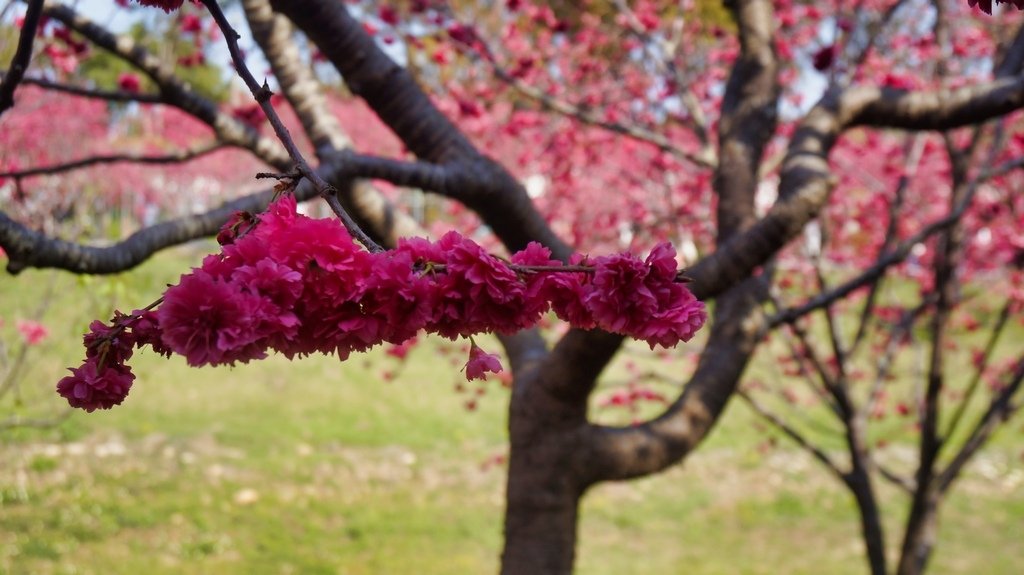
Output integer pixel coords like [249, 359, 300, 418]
[501, 447, 584, 574]
[500, 388, 587, 575]
[896, 494, 939, 575]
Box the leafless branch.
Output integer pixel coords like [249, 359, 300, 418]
[0, 141, 227, 179]
[44, 3, 292, 170]
[0, 72, 164, 103]
[738, 389, 847, 481]
[937, 356, 1024, 493]
[941, 299, 1013, 447]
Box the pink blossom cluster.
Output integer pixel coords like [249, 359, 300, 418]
[59, 195, 705, 411]
[124, 0, 200, 13]
[56, 310, 167, 412]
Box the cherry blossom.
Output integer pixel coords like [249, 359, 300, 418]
[15, 319, 48, 345]
[464, 342, 503, 381]
[59, 196, 706, 410]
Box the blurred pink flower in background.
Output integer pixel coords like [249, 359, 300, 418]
[16, 319, 49, 345]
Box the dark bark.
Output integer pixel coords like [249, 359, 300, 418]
[500, 329, 621, 574]
[843, 415, 888, 575]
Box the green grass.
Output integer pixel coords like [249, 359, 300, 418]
[1, 249, 1022, 574]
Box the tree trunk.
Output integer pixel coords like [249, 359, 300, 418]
[501, 450, 583, 574]
[500, 370, 589, 574]
[846, 469, 887, 575]
[896, 492, 939, 575]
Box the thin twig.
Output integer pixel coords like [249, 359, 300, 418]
[0, 142, 227, 179]
[738, 389, 847, 481]
[769, 179, 981, 328]
[937, 356, 1024, 493]
[199, 0, 383, 253]
[0, 409, 72, 431]
[941, 299, 1012, 446]
[875, 460, 915, 493]
[0, 72, 164, 104]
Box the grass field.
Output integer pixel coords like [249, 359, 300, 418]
[1, 247, 1021, 574]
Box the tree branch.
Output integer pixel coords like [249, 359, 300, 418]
[241, 0, 350, 157]
[0, 141, 226, 179]
[268, 0, 571, 259]
[0, 159, 346, 275]
[937, 356, 1024, 494]
[0, 0, 43, 115]
[738, 389, 847, 482]
[44, 3, 292, 170]
[199, 0, 383, 253]
[0, 73, 164, 104]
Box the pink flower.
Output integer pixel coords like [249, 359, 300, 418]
[130, 309, 172, 358]
[215, 210, 257, 246]
[158, 270, 269, 366]
[16, 319, 49, 345]
[57, 359, 135, 412]
[117, 72, 141, 93]
[579, 243, 706, 347]
[546, 255, 597, 330]
[430, 232, 533, 338]
[385, 337, 418, 360]
[464, 343, 503, 381]
[181, 13, 203, 33]
[83, 316, 134, 364]
[132, 0, 185, 12]
[360, 250, 437, 345]
[812, 45, 835, 71]
[585, 252, 658, 333]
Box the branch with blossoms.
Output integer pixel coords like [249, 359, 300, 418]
[488, 64, 716, 170]
[57, 194, 707, 411]
[197, 0, 383, 253]
[607, 0, 712, 146]
[454, 25, 717, 170]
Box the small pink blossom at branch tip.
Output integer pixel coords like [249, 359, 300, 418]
[16, 319, 49, 345]
[464, 343, 503, 381]
[56, 359, 134, 412]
